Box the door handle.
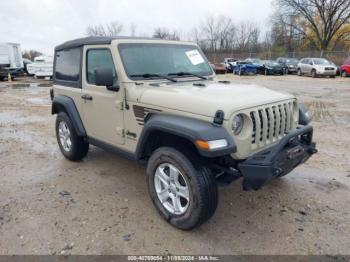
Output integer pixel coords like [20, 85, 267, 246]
[81, 94, 93, 101]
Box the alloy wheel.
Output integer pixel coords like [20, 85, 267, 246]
[154, 163, 190, 215]
[58, 121, 72, 152]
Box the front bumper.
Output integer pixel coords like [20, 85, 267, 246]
[238, 125, 317, 190]
[317, 70, 336, 76]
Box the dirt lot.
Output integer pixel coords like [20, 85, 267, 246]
[0, 75, 350, 255]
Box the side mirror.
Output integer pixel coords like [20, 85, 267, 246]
[94, 68, 119, 92]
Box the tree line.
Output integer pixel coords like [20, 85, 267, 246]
[23, 0, 350, 59]
[85, 0, 350, 54]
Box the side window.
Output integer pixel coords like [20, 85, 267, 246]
[55, 48, 81, 83]
[86, 49, 117, 85]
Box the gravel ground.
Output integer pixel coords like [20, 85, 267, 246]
[0, 75, 349, 255]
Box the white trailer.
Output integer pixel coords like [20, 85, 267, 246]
[0, 42, 24, 80]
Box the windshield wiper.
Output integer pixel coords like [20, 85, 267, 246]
[168, 72, 208, 80]
[130, 73, 177, 82]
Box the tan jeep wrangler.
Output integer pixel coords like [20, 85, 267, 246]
[51, 37, 317, 230]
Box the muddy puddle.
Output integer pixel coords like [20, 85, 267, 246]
[0, 128, 57, 155]
[4, 82, 52, 90]
[26, 97, 49, 105]
[0, 111, 46, 126]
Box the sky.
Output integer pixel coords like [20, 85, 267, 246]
[1, 0, 273, 55]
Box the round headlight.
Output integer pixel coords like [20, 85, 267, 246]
[232, 114, 244, 135]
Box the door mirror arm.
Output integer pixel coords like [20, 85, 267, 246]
[106, 85, 120, 92]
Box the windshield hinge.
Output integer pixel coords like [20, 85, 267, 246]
[124, 88, 129, 110]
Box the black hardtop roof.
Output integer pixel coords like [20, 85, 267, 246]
[55, 36, 167, 51]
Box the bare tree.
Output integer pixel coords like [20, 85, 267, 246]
[22, 50, 43, 61]
[235, 22, 259, 51]
[217, 15, 236, 50]
[200, 15, 220, 52]
[153, 28, 180, 40]
[276, 0, 350, 51]
[86, 21, 123, 37]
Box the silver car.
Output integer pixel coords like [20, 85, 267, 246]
[297, 58, 336, 78]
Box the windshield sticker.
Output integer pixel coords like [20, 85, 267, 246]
[186, 50, 205, 65]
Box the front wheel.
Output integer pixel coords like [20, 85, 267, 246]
[264, 69, 269, 76]
[147, 147, 218, 230]
[55, 112, 89, 161]
[311, 70, 317, 78]
[341, 71, 348, 77]
[297, 69, 302, 76]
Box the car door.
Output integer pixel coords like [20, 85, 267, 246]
[81, 46, 125, 146]
[306, 59, 314, 74]
[301, 59, 310, 74]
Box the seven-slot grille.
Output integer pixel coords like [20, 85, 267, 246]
[250, 101, 295, 147]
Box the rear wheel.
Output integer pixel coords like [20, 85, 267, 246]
[55, 112, 89, 161]
[297, 68, 302, 76]
[147, 147, 218, 230]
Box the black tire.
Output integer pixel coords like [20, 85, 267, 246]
[55, 112, 89, 161]
[0, 76, 4, 81]
[147, 147, 218, 230]
[311, 70, 317, 78]
[341, 71, 347, 77]
[297, 68, 302, 76]
[238, 69, 242, 76]
[264, 69, 269, 76]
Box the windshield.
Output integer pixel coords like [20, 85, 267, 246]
[118, 43, 213, 80]
[286, 58, 298, 63]
[246, 58, 261, 64]
[313, 58, 330, 65]
[265, 61, 279, 66]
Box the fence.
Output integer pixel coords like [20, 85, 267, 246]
[204, 50, 350, 65]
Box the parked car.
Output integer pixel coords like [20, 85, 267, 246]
[297, 58, 336, 78]
[51, 36, 317, 230]
[261, 60, 285, 75]
[276, 57, 299, 74]
[245, 58, 265, 73]
[223, 58, 237, 72]
[340, 59, 350, 77]
[26, 55, 53, 78]
[0, 42, 24, 80]
[210, 63, 226, 74]
[234, 61, 258, 75]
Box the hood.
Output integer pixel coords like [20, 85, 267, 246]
[139, 81, 294, 119]
[268, 65, 283, 70]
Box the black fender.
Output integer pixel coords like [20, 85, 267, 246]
[51, 95, 86, 137]
[135, 114, 236, 159]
